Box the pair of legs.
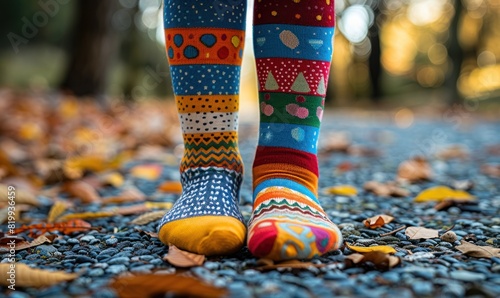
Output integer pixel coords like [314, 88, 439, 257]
[158, 0, 342, 261]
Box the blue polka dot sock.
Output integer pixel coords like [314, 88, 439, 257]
[158, 0, 247, 256]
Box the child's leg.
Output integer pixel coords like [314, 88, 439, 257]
[248, 0, 342, 260]
[158, 0, 247, 255]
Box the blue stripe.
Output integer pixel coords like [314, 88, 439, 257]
[254, 178, 319, 205]
[253, 24, 334, 61]
[170, 65, 241, 95]
[258, 123, 319, 154]
[164, 0, 246, 30]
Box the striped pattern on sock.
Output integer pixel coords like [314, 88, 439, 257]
[248, 0, 342, 261]
[158, 0, 247, 256]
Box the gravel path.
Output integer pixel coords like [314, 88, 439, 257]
[2, 114, 500, 297]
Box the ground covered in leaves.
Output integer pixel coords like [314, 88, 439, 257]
[1, 92, 499, 297]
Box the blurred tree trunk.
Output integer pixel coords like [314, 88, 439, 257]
[368, 3, 383, 104]
[445, 0, 464, 105]
[60, 0, 120, 97]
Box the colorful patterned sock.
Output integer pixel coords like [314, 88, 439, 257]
[158, 0, 247, 256]
[247, 0, 343, 260]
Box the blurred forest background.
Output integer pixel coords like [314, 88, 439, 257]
[1, 0, 499, 112]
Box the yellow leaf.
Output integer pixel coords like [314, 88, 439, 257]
[414, 186, 475, 202]
[110, 274, 227, 298]
[100, 172, 124, 187]
[363, 214, 394, 229]
[58, 211, 115, 221]
[456, 240, 500, 258]
[47, 201, 68, 223]
[158, 181, 183, 194]
[145, 202, 173, 210]
[0, 263, 77, 287]
[130, 210, 166, 225]
[18, 122, 42, 140]
[63, 155, 107, 179]
[130, 164, 162, 180]
[163, 245, 205, 267]
[345, 242, 396, 254]
[324, 185, 358, 196]
[405, 226, 439, 239]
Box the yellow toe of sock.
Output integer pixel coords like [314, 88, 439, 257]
[159, 216, 246, 256]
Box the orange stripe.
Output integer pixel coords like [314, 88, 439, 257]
[165, 28, 244, 66]
[253, 163, 318, 195]
[176, 95, 239, 113]
[254, 188, 324, 213]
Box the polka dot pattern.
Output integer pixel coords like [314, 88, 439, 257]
[253, 0, 335, 27]
[258, 123, 320, 154]
[171, 65, 241, 95]
[164, 0, 246, 30]
[180, 112, 239, 133]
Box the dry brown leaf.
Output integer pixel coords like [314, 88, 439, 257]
[344, 252, 401, 270]
[47, 201, 68, 223]
[345, 242, 397, 254]
[62, 180, 100, 203]
[158, 181, 183, 194]
[110, 274, 226, 298]
[0, 263, 77, 287]
[405, 226, 439, 239]
[481, 164, 500, 177]
[363, 181, 410, 197]
[414, 186, 475, 203]
[397, 156, 432, 182]
[130, 164, 163, 180]
[0, 184, 39, 206]
[456, 240, 500, 259]
[13, 219, 94, 237]
[321, 132, 351, 153]
[363, 214, 394, 229]
[436, 145, 469, 160]
[0, 235, 56, 252]
[486, 144, 500, 156]
[163, 245, 205, 267]
[58, 211, 115, 221]
[256, 259, 322, 271]
[130, 210, 166, 225]
[101, 187, 146, 205]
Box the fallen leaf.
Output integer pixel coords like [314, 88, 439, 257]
[256, 259, 323, 271]
[456, 240, 500, 259]
[347, 146, 381, 157]
[101, 187, 146, 205]
[0, 235, 56, 252]
[13, 219, 93, 237]
[433, 199, 478, 211]
[134, 227, 159, 238]
[163, 245, 205, 267]
[414, 186, 475, 203]
[397, 156, 432, 182]
[345, 242, 396, 254]
[344, 252, 401, 270]
[0, 263, 77, 287]
[363, 181, 410, 197]
[58, 211, 115, 221]
[481, 164, 500, 177]
[62, 180, 100, 203]
[130, 164, 162, 180]
[324, 185, 358, 197]
[321, 132, 351, 153]
[436, 145, 469, 160]
[486, 144, 500, 156]
[110, 274, 226, 298]
[100, 172, 125, 187]
[144, 202, 173, 210]
[47, 201, 68, 223]
[0, 184, 39, 206]
[158, 181, 183, 194]
[405, 226, 439, 239]
[63, 155, 108, 179]
[130, 210, 166, 225]
[336, 161, 356, 172]
[363, 214, 394, 229]
[108, 204, 150, 215]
